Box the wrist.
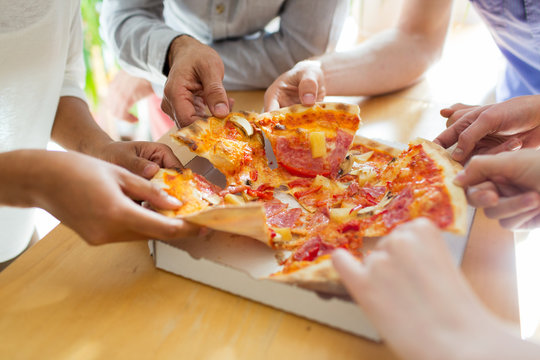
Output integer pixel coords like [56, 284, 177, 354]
[164, 34, 194, 76]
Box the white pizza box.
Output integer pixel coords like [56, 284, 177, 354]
[150, 134, 475, 340]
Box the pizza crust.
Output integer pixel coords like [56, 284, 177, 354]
[352, 134, 402, 157]
[151, 169, 271, 243]
[182, 203, 270, 243]
[260, 102, 360, 118]
[172, 117, 211, 153]
[411, 138, 468, 234]
[269, 259, 347, 295]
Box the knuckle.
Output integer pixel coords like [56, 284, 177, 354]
[467, 155, 484, 168]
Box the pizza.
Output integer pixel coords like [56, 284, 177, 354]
[151, 103, 467, 295]
[254, 103, 361, 178]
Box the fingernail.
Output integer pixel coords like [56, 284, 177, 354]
[214, 103, 229, 117]
[452, 147, 464, 160]
[302, 93, 315, 104]
[163, 191, 183, 206]
[143, 163, 159, 177]
[506, 139, 522, 151]
[453, 170, 465, 186]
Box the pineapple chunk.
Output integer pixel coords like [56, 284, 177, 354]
[272, 227, 292, 242]
[329, 207, 355, 223]
[223, 193, 245, 205]
[309, 131, 327, 158]
[312, 175, 348, 193]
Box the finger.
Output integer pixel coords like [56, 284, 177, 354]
[332, 249, 367, 299]
[492, 179, 523, 197]
[466, 182, 499, 208]
[445, 103, 474, 113]
[484, 192, 540, 220]
[264, 86, 281, 111]
[483, 137, 523, 155]
[454, 154, 509, 187]
[120, 112, 139, 123]
[160, 97, 181, 128]
[517, 213, 540, 230]
[439, 107, 455, 118]
[120, 170, 183, 210]
[434, 118, 472, 149]
[298, 74, 319, 106]
[165, 89, 199, 128]
[499, 208, 540, 230]
[199, 64, 229, 118]
[143, 144, 183, 170]
[122, 202, 201, 241]
[266, 97, 281, 112]
[452, 109, 500, 162]
[123, 154, 160, 179]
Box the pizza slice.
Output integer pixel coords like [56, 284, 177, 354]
[322, 138, 467, 237]
[285, 136, 400, 213]
[170, 112, 278, 188]
[267, 139, 467, 294]
[151, 168, 270, 243]
[255, 103, 361, 178]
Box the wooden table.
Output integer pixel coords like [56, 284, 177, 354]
[0, 89, 518, 359]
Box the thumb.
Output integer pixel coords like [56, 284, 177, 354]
[298, 72, 320, 107]
[200, 61, 229, 118]
[128, 156, 160, 179]
[120, 170, 183, 210]
[454, 154, 508, 187]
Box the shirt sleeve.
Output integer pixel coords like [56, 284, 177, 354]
[61, 1, 87, 101]
[100, 0, 180, 85]
[217, 0, 348, 90]
[100, 0, 347, 90]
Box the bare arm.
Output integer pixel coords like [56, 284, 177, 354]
[265, 0, 453, 110]
[0, 150, 198, 244]
[51, 96, 183, 178]
[322, 0, 452, 95]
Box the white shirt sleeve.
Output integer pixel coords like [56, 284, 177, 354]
[60, 1, 88, 101]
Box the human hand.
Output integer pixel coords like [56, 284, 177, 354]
[454, 150, 540, 230]
[162, 35, 230, 128]
[104, 69, 154, 123]
[332, 219, 508, 360]
[92, 141, 183, 179]
[32, 151, 200, 245]
[434, 96, 540, 164]
[264, 60, 325, 111]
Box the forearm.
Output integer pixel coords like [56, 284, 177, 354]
[321, 0, 451, 96]
[0, 150, 61, 208]
[320, 29, 441, 96]
[51, 96, 113, 157]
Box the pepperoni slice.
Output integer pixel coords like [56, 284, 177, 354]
[382, 187, 414, 228]
[275, 129, 354, 178]
[263, 199, 289, 218]
[268, 208, 302, 228]
[292, 236, 336, 262]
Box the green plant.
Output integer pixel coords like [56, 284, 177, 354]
[81, 0, 110, 112]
